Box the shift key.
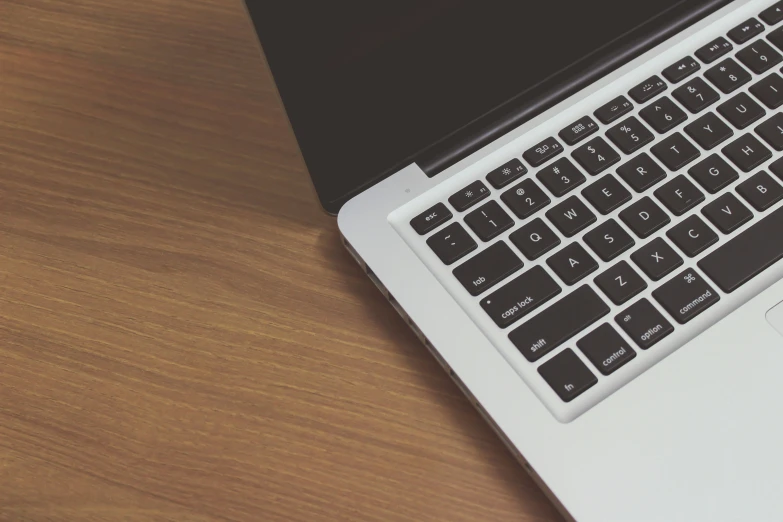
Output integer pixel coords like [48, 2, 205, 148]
[508, 286, 609, 362]
[480, 266, 562, 328]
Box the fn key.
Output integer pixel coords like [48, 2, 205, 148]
[538, 348, 597, 402]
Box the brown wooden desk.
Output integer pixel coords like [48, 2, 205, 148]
[0, 2, 562, 520]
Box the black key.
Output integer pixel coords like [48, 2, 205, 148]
[410, 202, 452, 235]
[536, 158, 586, 197]
[672, 77, 720, 113]
[508, 285, 609, 362]
[479, 266, 562, 328]
[465, 200, 514, 241]
[606, 116, 654, 154]
[702, 193, 754, 233]
[546, 243, 599, 285]
[616, 299, 674, 349]
[639, 96, 688, 133]
[449, 180, 490, 211]
[695, 36, 733, 64]
[749, 73, 783, 109]
[698, 205, 783, 292]
[737, 171, 783, 211]
[684, 112, 733, 149]
[736, 39, 782, 74]
[662, 56, 700, 83]
[620, 197, 671, 239]
[594, 261, 648, 305]
[760, 2, 783, 25]
[631, 237, 684, 281]
[705, 58, 752, 93]
[727, 17, 765, 44]
[755, 113, 783, 150]
[666, 215, 719, 257]
[452, 241, 523, 296]
[594, 95, 634, 124]
[617, 153, 667, 193]
[583, 219, 635, 262]
[501, 179, 551, 219]
[688, 154, 739, 194]
[654, 175, 705, 216]
[722, 133, 772, 172]
[509, 218, 561, 260]
[538, 349, 598, 403]
[650, 132, 700, 171]
[581, 174, 632, 215]
[628, 75, 667, 103]
[486, 158, 528, 189]
[577, 324, 636, 375]
[523, 136, 564, 167]
[426, 222, 477, 265]
[558, 116, 599, 146]
[769, 25, 783, 50]
[653, 269, 720, 324]
[770, 156, 783, 180]
[571, 136, 621, 175]
[546, 196, 597, 237]
[717, 92, 766, 129]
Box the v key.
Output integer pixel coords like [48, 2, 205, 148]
[702, 193, 753, 233]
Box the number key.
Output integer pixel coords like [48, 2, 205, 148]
[536, 157, 586, 197]
[736, 39, 782, 74]
[705, 58, 751, 94]
[672, 77, 719, 113]
[426, 222, 477, 265]
[639, 96, 687, 134]
[571, 136, 621, 175]
[501, 178, 550, 219]
[606, 116, 654, 154]
[465, 200, 514, 241]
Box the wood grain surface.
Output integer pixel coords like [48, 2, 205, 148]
[0, 1, 562, 520]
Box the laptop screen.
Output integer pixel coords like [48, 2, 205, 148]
[247, 1, 728, 212]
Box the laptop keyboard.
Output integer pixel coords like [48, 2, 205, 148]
[393, 1, 783, 421]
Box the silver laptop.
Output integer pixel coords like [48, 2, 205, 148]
[246, 1, 783, 519]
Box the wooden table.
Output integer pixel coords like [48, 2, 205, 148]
[0, 2, 562, 520]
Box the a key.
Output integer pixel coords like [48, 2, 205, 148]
[688, 154, 739, 194]
[538, 348, 598, 403]
[727, 17, 765, 44]
[583, 219, 635, 262]
[736, 39, 782, 74]
[523, 136, 563, 167]
[617, 153, 667, 193]
[577, 323, 636, 375]
[581, 174, 632, 215]
[653, 269, 720, 324]
[755, 113, 783, 150]
[426, 222, 477, 264]
[722, 133, 772, 172]
[536, 157, 586, 197]
[452, 241, 523, 296]
[571, 136, 621, 175]
[749, 73, 783, 109]
[769, 25, 783, 50]
[628, 75, 667, 103]
[639, 96, 688, 133]
[702, 193, 754, 233]
[606, 116, 654, 154]
[666, 215, 719, 257]
[717, 92, 766, 129]
[449, 180, 490, 211]
[486, 158, 528, 189]
[410, 202, 452, 235]
[662, 56, 700, 83]
[650, 132, 700, 171]
[501, 178, 551, 219]
[654, 175, 705, 216]
[508, 285, 609, 362]
[479, 266, 561, 328]
[615, 298, 674, 349]
[760, 2, 783, 25]
[546, 243, 599, 285]
[695, 36, 733, 63]
[699, 205, 783, 292]
[620, 197, 671, 238]
[509, 218, 561, 260]
[705, 58, 752, 93]
[684, 111, 733, 149]
[672, 77, 719, 113]
[631, 237, 684, 281]
[770, 157, 783, 180]
[558, 115, 599, 146]
[737, 171, 783, 211]
[594, 95, 634, 124]
[594, 261, 648, 305]
[546, 196, 597, 237]
[465, 200, 515, 241]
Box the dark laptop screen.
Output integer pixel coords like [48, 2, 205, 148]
[247, 1, 727, 212]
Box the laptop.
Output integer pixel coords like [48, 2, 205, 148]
[245, 1, 783, 519]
